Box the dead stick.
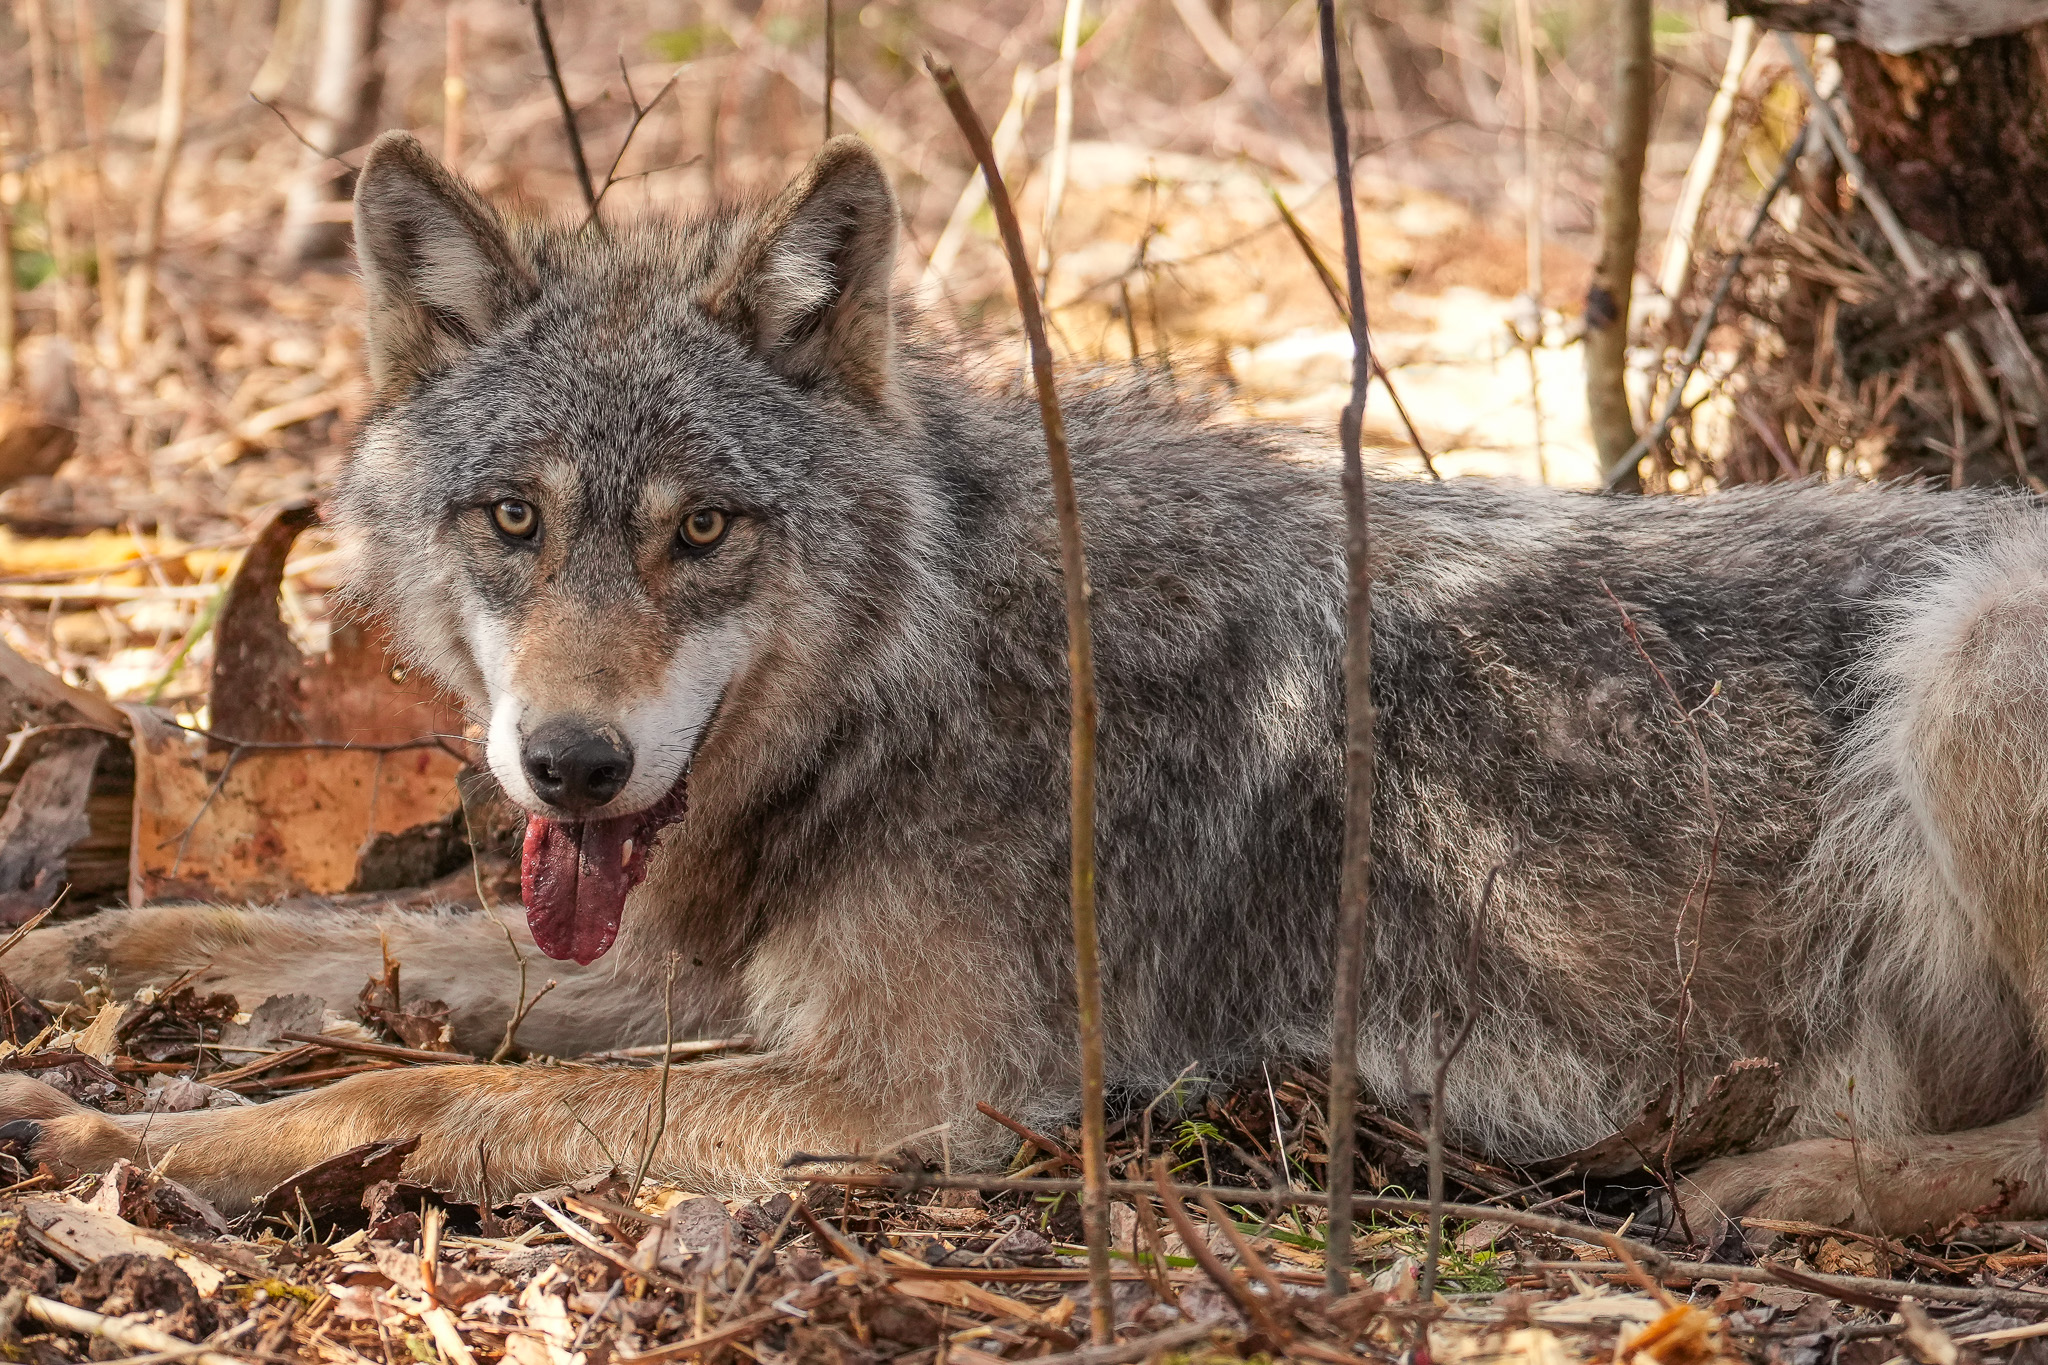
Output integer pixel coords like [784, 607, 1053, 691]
[492, 977, 558, 1063]
[629, 952, 679, 1202]
[277, 1031, 475, 1065]
[24, 1294, 250, 1365]
[1528, 1260, 2048, 1314]
[528, 1198, 695, 1294]
[799, 1168, 1676, 1274]
[205, 1042, 324, 1087]
[927, 52, 1113, 1348]
[1194, 1187, 1291, 1305]
[1604, 123, 1804, 491]
[612, 1303, 795, 1364]
[1037, 0, 1087, 297]
[1420, 871, 1495, 1301]
[231, 1062, 400, 1090]
[1775, 33, 1996, 424]
[977, 1100, 1083, 1172]
[1150, 1158, 1287, 1343]
[1267, 187, 1438, 479]
[118, 0, 189, 356]
[528, 0, 597, 215]
[1315, 0, 1378, 1300]
[0, 903, 57, 963]
[1023, 1320, 1225, 1365]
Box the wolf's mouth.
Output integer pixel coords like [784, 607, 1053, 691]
[520, 773, 691, 964]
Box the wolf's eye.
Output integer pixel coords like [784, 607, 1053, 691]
[680, 508, 728, 551]
[492, 500, 538, 539]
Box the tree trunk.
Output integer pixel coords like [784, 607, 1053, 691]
[276, 0, 387, 268]
[1586, 0, 1656, 485]
[1836, 32, 2048, 311]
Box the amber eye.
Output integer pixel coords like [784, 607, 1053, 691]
[680, 508, 728, 550]
[492, 499, 538, 539]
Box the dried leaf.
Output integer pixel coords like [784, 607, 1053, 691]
[0, 732, 106, 925]
[18, 1193, 226, 1296]
[1539, 1059, 1790, 1178]
[257, 1136, 421, 1225]
[0, 974, 52, 1046]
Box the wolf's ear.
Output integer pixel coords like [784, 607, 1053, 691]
[352, 131, 537, 400]
[702, 136, 900, 406]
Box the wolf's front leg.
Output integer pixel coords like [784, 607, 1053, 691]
[8, 904, 735, 1058]
[0, 1049, 982, 1215]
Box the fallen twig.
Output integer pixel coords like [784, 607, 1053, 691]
[491, 977, 556, 1064]
[802, 1169, 1677, 1275]
[977, 1100, 1084, 1173]
[586, 1037, 753, 1061]
[233, 1061, 399, 1090]
[1151, 1158, 1288, 1342]
[25, 1292, 252, 1365]
[1025, 1318, 1226, 1365]
[613, 1303, 804, 1363]
[204, 1041, 324, 1087]
[1776, 34, 1996, 424]
[276, 1031, 474, 1065]
[629, 951, 680, 1202]
[528, 1197, 694, 1294]
[0, 902, 58, 962]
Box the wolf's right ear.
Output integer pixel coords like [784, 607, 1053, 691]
[352, 131, 537, 400]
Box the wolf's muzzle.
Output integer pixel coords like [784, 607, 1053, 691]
[522, 719, 634, 813]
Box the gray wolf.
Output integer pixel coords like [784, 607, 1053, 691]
[2, 131, 2046, 1237]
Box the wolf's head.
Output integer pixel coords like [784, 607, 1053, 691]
[334, 132, 938, 965]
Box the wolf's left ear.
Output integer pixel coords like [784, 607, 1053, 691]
[702, 137, 900, 406]
[353, 131, 537, 400]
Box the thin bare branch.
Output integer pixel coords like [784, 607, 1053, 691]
[588, 59, 684, 224]
[1037, 0, 1087, 297]
[1315, 0, 1377, 1301]
[1267, 186, 1438, 479]
[1604, 125, 1805, 490]
[1420, 867, 1499, 1301]
[927, 51, 1112, 1348]
[823, 0, 837, 139]
[529, 0, 597, 216]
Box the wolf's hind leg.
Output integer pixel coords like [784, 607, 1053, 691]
[1677, 1107, 2048, 1235]
[1683, 536, 2048, 1237]
[1897, 538, 2048, 1035]
[8, 904, 701, 1057]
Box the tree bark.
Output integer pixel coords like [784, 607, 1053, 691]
[1586, 0, 1655, 485]
[1836, 31, 2048, 311]
[277, 0, 387, 267]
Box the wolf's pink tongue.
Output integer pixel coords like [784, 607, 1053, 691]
[522, 816, 633, 965]
[521, 779, 691, 965]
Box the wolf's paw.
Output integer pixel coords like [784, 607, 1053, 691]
[0, 1074, 135, 1180]
[1673, 1139, 1865, 1237]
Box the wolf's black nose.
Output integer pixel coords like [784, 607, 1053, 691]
[523, 721, 634, 813]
